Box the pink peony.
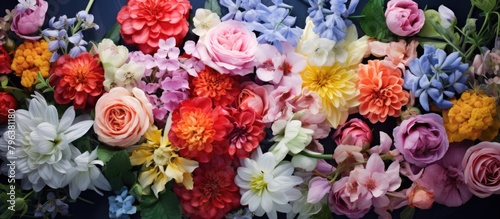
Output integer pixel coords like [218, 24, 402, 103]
[195, 20, 258, 76]
[11, 0, 48, 40]
[462, 141, 500, 198]
[93, 87, 153, 147]
[333, 118, 373, 149]
[385, 0, 425, 36]
[393, 113, 449, 167]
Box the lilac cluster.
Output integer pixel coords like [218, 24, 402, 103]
[34, 192, 69, 219]
[307, 0, 359, 41]
[42, 11, 99, 62]
[220, 0, 303, 52]
[404, 45, 469, 111]
[130, 39, 204, 125]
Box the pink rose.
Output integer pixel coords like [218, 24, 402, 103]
[385, 0, 425, 36]
[332, 118, 373, 149]
[329, 177, 371, 219]
[237, 82, 269, 117]
[94, 87, 153, 147]
[195, 20, 258, 76]
[462, 141, 500, 198]
[11, 0, 48, 40]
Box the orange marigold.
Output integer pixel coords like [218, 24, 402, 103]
[11, 39, 52, 87]
[168, 97, 232, 163]
[191, 66, 240, 106]
[358, 60, 409, 123]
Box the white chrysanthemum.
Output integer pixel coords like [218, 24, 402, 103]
[269, 119, 314, 162]
[68, 149, 111, 199]
[192, 9, 221, 37]
[0, 92, 109, 198]
[235, 148, 303, 219]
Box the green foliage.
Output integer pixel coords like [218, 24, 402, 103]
[34, 72, 54, 93]
[311, 204, 334, 219]
[0, 184, 29, 219]
[204, 0, 222, 17]
[360, 0, 393, 42]
[400, 206, 416, 219]
[99, 148, 136, 191]
[140, 183, 181, 219]
[103, 23, 122, 45]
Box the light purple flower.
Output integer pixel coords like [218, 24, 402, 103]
[307, 176, 331, 204]
[393, 113, 449, 167]
[329, 177, 371, 219]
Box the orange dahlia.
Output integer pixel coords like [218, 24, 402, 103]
[168, 97, 232, 163]
[50, 53, 104, 111]
[117, 0, 191, 54]
[174, 156, 240, 219]
[191, 66, 240, 106]
[357, 60, 409, 123]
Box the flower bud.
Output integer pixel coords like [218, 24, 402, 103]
[407, 184, 434, 209]
[464, 18, 477, 32]
[438, 5, 456, 29]
[291, 154, 318, 171]
[471, 0, 497, 12]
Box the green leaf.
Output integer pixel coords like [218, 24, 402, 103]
[311, 204, 334, 219]
[103, 23, 122, 45]
[102, 149, 133, 191]
[97, 146, 120, 164]
[0, 78, 7, 88]
[400, 206, 416, 219]
[140, 191, 181, 219]
[204, 0, 222, 17]
[360, 0, 392, 41]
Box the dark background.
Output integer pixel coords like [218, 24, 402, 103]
[1, 0, 499, 218]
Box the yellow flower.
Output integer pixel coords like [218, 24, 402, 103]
[443, 91, 500, 142]
[130, 125, 198, 197]
[301, 63, 359, 128]
[11, 39, 52, 87]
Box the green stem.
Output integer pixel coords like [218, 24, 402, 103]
[299, 149, 333, 160]
[85, 0, 95, 13]
[23, 190, 34, 199]
[348, 15, 365, 19]
[77, 197, 95, 205]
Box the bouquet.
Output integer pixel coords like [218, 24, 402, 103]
[0, 0, 499, 218]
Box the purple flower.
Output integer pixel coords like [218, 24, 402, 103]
[329, 177, 371, 219]
[11, 0, 48, 40]
[418, 141, 473, 207]
[393, 113, 449, 167]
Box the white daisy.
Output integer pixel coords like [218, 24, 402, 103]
[235, 148, 303, 219]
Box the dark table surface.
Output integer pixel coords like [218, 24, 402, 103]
[1, 0, 499, 218]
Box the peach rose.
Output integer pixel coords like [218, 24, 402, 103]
[94, 87, 153, 147]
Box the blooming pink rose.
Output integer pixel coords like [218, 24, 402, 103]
[94, 87, 153, 147]
[195, 20, 258, 76]
[393, 113, 449, 167]
[462, 141, 500, 198]
[329, 177, 371, 219]
[11, 0, 48, 40]
[385, 0, 425, 36]
[237, 82, 269, 117]
[333, 118, 373, 149]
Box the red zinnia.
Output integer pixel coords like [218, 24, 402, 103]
[227, 108, 265, 158]
[168, 97, 232, 163]
[174, 155, 240, 219]
[191, 66, 240, 107]
[0, 92, 17, 124]
[117, 0, 191, 54]
[50, 53, 104, 111]
[0, 45, 12, 74]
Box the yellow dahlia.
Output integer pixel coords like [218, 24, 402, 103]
[301, 63, 359, 128]
[130, 125, 198, 197]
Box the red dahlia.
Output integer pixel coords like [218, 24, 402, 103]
[227, 108, 266, 158]
[0, 45, 11, 74]
[174, 156, 240, 219]
[49, 53, 104, 111]
[117, 0, 191, 54]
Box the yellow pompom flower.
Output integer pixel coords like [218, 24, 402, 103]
[443, 91, 500, 142]
[130, 125, 199, 198]
[301, 62, 360, 128]
[11, 39, 52, 87]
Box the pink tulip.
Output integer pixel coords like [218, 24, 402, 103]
[385, 0, 425, 36]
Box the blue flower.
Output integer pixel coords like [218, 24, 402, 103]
[34, 192, 69, 219]
[404, 45, 469, 111]
[306, 0, 358, 41]
[225, 207, 253, 219]
[109, 187, 137, 219]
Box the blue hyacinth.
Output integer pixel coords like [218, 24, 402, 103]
[108, 187, 137, 219]
[404, 45, 469, 111]
[307, 0, 359, 42]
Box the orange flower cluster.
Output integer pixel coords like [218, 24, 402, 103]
[11, 39, 51, 87]
[191, 66, 240, 106]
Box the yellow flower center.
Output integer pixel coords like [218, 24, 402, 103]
[250, 173, 268, 195]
